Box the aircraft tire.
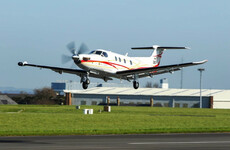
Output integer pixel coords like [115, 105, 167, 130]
[82, 82, 88, 89]
[133, 81, 139, 89]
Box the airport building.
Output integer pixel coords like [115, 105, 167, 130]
[64, 87, 230, 109]
[51, 80, 130, 95]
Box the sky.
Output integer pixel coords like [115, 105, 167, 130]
[0, 0, 230, 90]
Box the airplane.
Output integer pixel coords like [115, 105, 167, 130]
[18, 42, 207, 89]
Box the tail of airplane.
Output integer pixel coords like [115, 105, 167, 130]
[132, 45, 189, 65]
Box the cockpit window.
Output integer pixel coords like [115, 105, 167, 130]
[89, 51, 96, 54]
[90, 50, 108, 57]
[95, 51, 102, 55]
[103, 52, 108, 57]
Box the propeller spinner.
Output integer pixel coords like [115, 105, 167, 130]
[62, 42, 89, 64]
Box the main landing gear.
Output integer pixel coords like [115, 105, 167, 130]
[133, 74, 139, 89]
[133, 81, 139, 89]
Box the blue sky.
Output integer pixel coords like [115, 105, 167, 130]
[0, 0, 230, 89]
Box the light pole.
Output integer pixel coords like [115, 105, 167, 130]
[198, 68, 205, 108]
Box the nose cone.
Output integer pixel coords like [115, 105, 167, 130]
[72, 55, 81, 64]
[72, 55, 79, 60]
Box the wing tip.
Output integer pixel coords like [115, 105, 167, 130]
[18, 61, 28, 66]
[194, 60, 208, 64]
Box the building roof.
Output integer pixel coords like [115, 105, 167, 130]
[64, 87, 230, 100]
[0, 95, 18, 105]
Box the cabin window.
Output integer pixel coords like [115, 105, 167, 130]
[124, 59, 126, 63]
[115, 56, 117, 61]
[130, 60, 132, 65]
[119, 57, 121, 62]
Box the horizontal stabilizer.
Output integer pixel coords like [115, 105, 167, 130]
[131, 46, 190, 50]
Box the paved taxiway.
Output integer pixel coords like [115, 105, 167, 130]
[0, 133, 230, 150]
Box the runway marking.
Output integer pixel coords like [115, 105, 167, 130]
[129, 141, 230, 145]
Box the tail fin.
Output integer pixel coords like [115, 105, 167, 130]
[131, 45, 190, 65]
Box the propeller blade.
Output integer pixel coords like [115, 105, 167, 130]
[77, 43, 89, 55]
[61, 54, 72, 64]
[66, 41, 76, 55]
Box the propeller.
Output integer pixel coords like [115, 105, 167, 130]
[78, 43, 89, 55]
[62, 42, 89, 64]
[66, 41, 76, 55]
[61, 54, 72, 64]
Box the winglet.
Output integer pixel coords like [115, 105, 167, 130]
[194, 60, 208, 64]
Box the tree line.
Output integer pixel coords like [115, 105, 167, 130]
[13, 87, 65, 105]
[11, 83, 158, 105]
[145, 81, 159, 88]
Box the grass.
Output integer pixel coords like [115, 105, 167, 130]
[0, 105, 230, 136]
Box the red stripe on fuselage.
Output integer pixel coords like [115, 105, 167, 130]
[81, 60, 160, 71]
[81, 60, 130, 69]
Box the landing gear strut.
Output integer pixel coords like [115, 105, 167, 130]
[133, 74, 139, 89]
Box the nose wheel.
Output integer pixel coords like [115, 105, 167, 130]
[81, 75, 90, 89]
[133, 81, 139, 89]
[82, 81, 89, 89]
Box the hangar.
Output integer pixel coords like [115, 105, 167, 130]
[64, 87, 230, 109]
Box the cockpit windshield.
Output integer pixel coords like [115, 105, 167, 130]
[89, 50, 96, 54]
[89, 50, 108, 57]
[103, 52, 108, 57]
[95, 51, 102, 55]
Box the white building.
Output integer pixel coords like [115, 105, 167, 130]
[51, 80, 130, 95]
[64, 87, 230, 109]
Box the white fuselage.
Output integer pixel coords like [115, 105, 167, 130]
[75, 49, 160, 78]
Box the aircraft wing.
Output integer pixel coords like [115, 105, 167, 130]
[116, 60, 208, 78]
[18, 61, 113, 81]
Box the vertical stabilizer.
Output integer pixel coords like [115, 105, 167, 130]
[131, 45, 189, 66]
[151, 45, 164, 66]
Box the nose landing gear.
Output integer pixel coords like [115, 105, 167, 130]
[82, 80, 89, 89]
[81, 74, 90, 89]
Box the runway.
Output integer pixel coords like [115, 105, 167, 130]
[0, 133, 230, 150]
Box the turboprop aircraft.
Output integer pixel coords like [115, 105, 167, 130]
[18, 42, 207, 89]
